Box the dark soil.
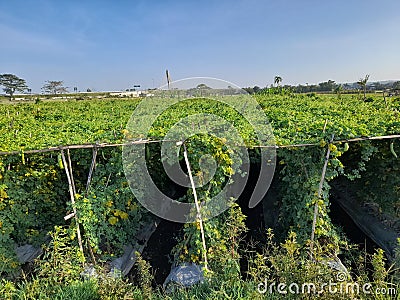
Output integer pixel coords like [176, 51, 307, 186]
[330, 189, 378, 254]
[138, 219, 183, 286]
[132, 161, 385, 287]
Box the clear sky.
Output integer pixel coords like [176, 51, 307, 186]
[1, 0, 400, 93]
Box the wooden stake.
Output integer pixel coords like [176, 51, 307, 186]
[61, 149, 84, 256]
[66, 149, 76, 194]
[182, 142, 208, 271]
[322, 119, 328, 133]
[85, 146, 98, 196]
[64, 212, 75, 221]
[310, 134, 334, 258]
[84, 146, 98, 265]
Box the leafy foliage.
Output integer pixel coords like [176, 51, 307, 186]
[0, 74, 28, 101]
[0, 93, 399, 296]
[41, 80, 68, 95]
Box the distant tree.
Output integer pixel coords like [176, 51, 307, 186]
[392, 81, 400, 91]
[0, 74, 28, 101]
[370, 82, 383, 91]
[243, 86, 260, 94]
[342, 83, 350, 90]
[42, 80, 68, 95]
[318, 80, 336, 92]
[334, 84, 343, 99]
[196, 83, 211, 89]
[243, 87, 254, 94]
[194, 83, 212, 96]
[274, 76, 282, 87]
[357, 74, 370, 100]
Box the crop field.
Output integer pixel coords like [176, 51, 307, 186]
[0, 93, 399, 152]
[0, 92, 399, 299]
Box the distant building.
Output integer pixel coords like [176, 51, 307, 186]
[109, 90, 154, 97]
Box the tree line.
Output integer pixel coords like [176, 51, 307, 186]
[1, 73, 400, 101]
[244, 75, 400, 97]
[0, 74, 82, 101]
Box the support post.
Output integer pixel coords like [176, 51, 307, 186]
[310, 134, 334, 258]
[181, 142, 208, 271]
[61, 149, 84, 256]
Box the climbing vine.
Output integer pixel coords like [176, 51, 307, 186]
[0, 93, 399, 276]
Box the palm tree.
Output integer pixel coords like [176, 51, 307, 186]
[357, 74, 370, 100]
[274, 76, 282, 87]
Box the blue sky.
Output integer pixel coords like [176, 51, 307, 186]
[1, 0, 400, 93]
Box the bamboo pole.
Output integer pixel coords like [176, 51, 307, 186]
[1, 134, 400, 156]
[0, 139, 155, 155]
[66, 149, 76, 195]
[85, 146, 98, 196]
[322, 119, 328, 133]
[84, 146, 98, 264]
[181, 141, 209, 271]
[60, 149, 84, 256]
[310, 134, 334, 258]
